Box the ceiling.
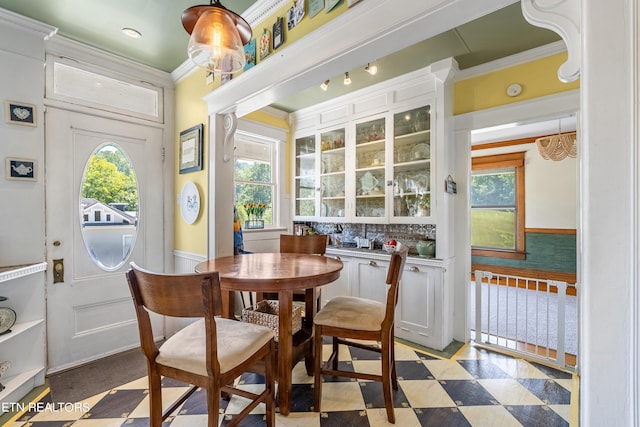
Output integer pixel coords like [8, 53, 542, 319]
[0, 1, 561, 114]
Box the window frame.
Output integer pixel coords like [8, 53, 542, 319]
[233, 130, 282, 229]
[471, 151, 525, 259]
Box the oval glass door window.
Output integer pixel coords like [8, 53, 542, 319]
[79, 143, 139, 271]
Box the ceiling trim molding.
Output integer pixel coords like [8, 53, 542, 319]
[0, 8, 57, 39]
[243, 0, 288, 27]
[455, 40, 567, 81]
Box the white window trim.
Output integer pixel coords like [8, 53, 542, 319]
[236, 119, 287, 229]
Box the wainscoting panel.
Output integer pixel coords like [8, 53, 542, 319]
[173, 250, 207, 274]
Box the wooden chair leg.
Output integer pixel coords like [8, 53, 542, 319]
[265, 340, 276, 427]
[313, 326, 323, 412]
[147, 369, 163, 427]
[331, 337, 340, 370]
[390, 335, 398, 390]
[381, 339, 395, 424]
[207, 383, 220, 427]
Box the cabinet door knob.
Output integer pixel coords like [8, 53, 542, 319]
[369, 260, 377, 267]
[410, 266, 419, 272]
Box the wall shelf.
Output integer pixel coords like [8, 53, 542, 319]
[0, 262, 47, 284]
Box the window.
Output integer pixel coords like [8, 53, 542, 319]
[471, 152, 525, 259]
[234, 134, 279, 227]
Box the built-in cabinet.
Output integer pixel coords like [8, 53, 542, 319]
[293, 101, 434, 224]
[0, 263, 47, 410]
[324, 249, 452, 350]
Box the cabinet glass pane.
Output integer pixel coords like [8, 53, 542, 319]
[295, 136, 316, 217]
[320, 128, 345, 218]
[354, 117, 386, 218]
[355, 170, 385, 217]
[393, 105, 431, 218]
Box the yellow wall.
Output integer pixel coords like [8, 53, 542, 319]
[174, 67, 210, 255]
[454, 52, 579, 115]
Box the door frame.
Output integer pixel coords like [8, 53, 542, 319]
[453, 89, 580, 344]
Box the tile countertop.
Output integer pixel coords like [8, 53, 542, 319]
[325, 246, 443, 266]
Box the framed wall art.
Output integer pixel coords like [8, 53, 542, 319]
[6, 157, 37, 181]
[308, 0, 324, 18]
[179, 124, 204, 174]
[244, 39, 256, 71]
[273, 17, 284, 50]
[5, 101, 36, 127]
[259, 28, 271, 60]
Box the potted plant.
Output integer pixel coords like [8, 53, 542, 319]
[244, 202, 266, 229]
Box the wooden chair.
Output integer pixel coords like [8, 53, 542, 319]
[280, 234, 329, 316]
[256, 234, 329, 375]
[259, 234, 329, 319]
[313, 244, 408, 424]
[126, 263, 276, 427]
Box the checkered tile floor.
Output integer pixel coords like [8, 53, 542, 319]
[8, 341, 576, 426]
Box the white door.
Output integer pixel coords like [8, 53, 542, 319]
[45, 107, 165, 372]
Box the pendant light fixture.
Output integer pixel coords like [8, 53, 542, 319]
[182, 0, 252, 74]
[535, 120, 577, 161]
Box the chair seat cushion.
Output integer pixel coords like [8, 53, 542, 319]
[156, 318, 274, 376]
[314, 296, 385, 331]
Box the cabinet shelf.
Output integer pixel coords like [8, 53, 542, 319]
[0, 262, 47, 284]
[0, 367, 45, 404]
[394, 129, 430, 143]
[0, 319, 44, 344]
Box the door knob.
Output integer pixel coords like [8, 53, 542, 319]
[53, 259, 64, 283]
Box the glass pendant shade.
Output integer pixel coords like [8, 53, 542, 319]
[188, 8, 245, 74]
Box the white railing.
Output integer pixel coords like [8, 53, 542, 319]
[472, 270, 578, 370]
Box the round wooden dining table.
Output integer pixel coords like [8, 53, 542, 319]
[195, 252, 343, 415]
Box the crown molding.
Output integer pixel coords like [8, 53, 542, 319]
[455, 40, 568, 81]
[0, 8, 57, 39]
[243, 0, 288, 27]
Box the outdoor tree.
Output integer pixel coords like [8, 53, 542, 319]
[82, 147, 138, 211]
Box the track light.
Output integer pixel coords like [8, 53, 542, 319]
[320, 80, 330, 91]
[343, 72, 351, 85]
[365, 63, 378, 75]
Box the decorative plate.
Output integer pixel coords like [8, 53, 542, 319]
[0, 307, 16, 335]
[359, 171, 379, 193]
[412, 143, 430, 160]
[180, 181, 200, 225]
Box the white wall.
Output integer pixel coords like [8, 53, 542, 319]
[472, 142, 577, 229]
[0, 12, 52, 266]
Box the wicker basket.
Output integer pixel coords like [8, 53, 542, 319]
[241, 300, 302, 342]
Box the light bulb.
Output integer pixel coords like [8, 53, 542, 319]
[343, 72, 351, 85]
[188, 8, 245, 74]
[365, 63, 378, 75]
[320, 80, 330, 91]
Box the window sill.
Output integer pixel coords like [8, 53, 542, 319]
[472, 248, 526, 260]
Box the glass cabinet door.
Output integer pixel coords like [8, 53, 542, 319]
[319, 127, 346, 219]
[392, 105, 432, 220]
[354, 116, 386, 219]
[294, 135, 316, 217]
